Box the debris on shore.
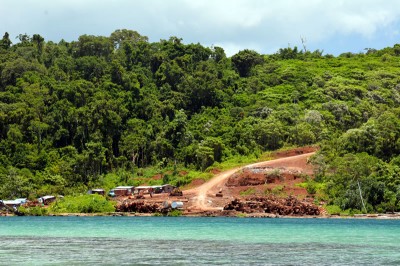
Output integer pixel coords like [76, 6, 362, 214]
[116, 200, 162, 213]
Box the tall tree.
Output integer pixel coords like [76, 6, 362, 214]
[32, 34, 45, 61]
[231, 49, 264, 77]
[0, 32, 12, 49]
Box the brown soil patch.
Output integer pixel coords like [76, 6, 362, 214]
[189, 178, 206, 187]
[152, 174, 162, 180]
[181, 178, 206, 190]
[210, 168, 222, 175]
[226, 170, 266, 186]
[225, 168, 309, 197]
[226, 167, 303, 187]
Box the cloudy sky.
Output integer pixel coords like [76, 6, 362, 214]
[1, 0, 400, 56]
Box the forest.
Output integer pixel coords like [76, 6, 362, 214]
[1, 29, 400, 213]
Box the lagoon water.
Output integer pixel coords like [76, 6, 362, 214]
[0, 217, 399, 265]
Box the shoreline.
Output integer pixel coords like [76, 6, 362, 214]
[3, 211, 400, 219]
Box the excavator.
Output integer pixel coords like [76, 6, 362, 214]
[169, 187, 183, 196]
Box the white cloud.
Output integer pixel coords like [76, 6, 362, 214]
[1, 0, 400, 55]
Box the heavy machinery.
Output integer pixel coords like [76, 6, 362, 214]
[169, 187, 183, 196]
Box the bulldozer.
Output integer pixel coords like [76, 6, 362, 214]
[169, 187, 183, 196]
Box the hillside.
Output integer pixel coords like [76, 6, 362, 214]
[184, 147, 316, 211]
[109, 148, 319, 217]
[1, 30, 400, 213]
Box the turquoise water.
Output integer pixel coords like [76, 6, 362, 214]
[0, 217, 399, 265]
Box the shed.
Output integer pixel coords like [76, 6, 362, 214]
[38, 195, 56, 205]
[113, 186, 135, 196]
[135, 186, 151, 194]
[162, 184, 176, 193]
[151, 185, 163, 194]
[14, 198, 28, 204]
[88, 189, 105, 196]
[1, 200, 23, 208]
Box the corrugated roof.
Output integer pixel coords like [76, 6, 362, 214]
[41, 195, 56, 200]
[136, 186, 151, 189]
[1, 200, 22, 205]
[14, 198, 28, 203]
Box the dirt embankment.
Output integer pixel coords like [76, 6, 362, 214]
[109, 147, 321, 217]
[184, 149, 318, 215]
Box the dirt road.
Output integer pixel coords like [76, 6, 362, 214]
[185, 152, 315, 211]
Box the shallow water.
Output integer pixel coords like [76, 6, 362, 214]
[0, 216, 399, 265]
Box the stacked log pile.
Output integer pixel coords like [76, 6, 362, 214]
[224, 196, 320, 216]
[116, 200, 161, 213]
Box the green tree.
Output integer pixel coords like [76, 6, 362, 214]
[71, 35, 113, 59]
[32, 34, 45, 61]
[253, 117, 285, 150]
[109, 29, 148, 49]
[120, 118, 148, 168]
[0, 167, 33, 199]
[231, 49, 264, 77]
[0, 32, 12, 49]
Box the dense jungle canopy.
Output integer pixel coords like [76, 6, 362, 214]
[1, 29, 400, 212]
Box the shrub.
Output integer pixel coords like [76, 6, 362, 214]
[49, 194, 115, 213]
[271, 185, 285, 196]
[18, 206, 48, 216]
[306, 182, 317, 195]
[325, 205, 341, 215]
[167, 209, 182, 217]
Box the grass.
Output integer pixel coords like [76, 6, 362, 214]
[257, 152, 274, 162]
[211, 154, 260, 171]
[240, 188, 256, 196]
[49, 194, 115, 213]
[264, 185, 287, 197]
[18, 206, 48, 216]
[324, 205, 364, 216]
[185, 170, 213, 182]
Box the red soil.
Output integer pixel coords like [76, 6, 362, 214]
[184, 148, 317, 213]
[116, 147, 320, 216]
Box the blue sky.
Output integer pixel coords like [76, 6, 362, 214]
[1, 0, 400, 56]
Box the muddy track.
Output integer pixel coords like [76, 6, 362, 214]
[185, 152, 315, 211]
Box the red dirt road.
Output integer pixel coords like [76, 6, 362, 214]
[185, 152, 315, 211]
